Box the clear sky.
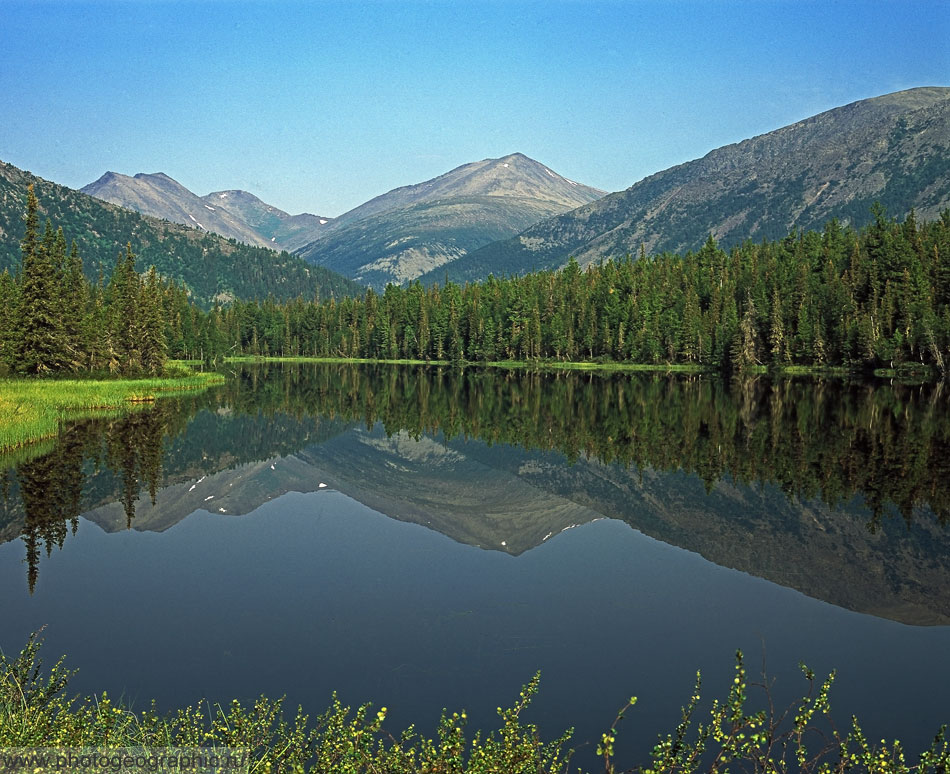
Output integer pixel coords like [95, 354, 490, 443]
[1, 0, 948, 217]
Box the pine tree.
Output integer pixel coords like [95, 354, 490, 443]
[108, 243, 142, 374]
[86, 268, 111, 371]
[16, 186, 69, 374]
[732, 295, 761, 372]
[61, 241, 88, 371]
[681, 283, 703, 362]
[769, 289, 787, 364]
[140, 267, 168, 375]
[0, 270, 18, 371]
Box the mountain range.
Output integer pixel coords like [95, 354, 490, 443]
[4, 86, 949, 298]
[81, 153, 605, 290]
[425, 86, 950, 284]
[81, 172, 334, 253]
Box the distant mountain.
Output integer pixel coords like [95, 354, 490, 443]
[81, 171, 272, 247]
[202, 190, 333, 253]
[432, 87, 950, 284]
[0, 160, 363, 305]
[295, 153, 604, 289]
[81, 172, 333, 252]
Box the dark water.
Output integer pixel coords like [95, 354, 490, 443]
[1, 364, 949, 766]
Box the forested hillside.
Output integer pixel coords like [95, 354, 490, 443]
[428, 87, 950, 285]
[3, 177, 948, 378]
[220, 208, 950, 375]
[0, 162, 363, 306]
[0, 186, 233, 376]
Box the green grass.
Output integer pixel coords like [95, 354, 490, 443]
[481, 359, 708, 373]
[0, 371, 223, 455]
[774, 364, 852, 376]
[227, 355, 452, 366]
[225, 355, 708, 373]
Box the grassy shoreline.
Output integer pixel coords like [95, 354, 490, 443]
[225, 354, 919, 378]
[0, 371, 224, 455]
[226, 355, 710, 373]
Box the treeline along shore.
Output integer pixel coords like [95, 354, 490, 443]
[1, 186, 949, 377]
[220, 205, 950, 375]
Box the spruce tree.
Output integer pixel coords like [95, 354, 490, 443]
[0, 270, 18, 371]
[61, 241, 88, 371]
[140, 267, 168, 376]
[16, 186, 69, 374]
[86, 268, 111, 372]
[108, 243, 142, 374]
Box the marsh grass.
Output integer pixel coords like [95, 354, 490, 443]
[480, 360, 707, 373]
[0, 372, 223, 454]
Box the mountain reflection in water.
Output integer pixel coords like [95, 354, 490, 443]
[2, 364, 948, 623]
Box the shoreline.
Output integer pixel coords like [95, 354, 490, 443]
[224, 354, 934, 380]
[2, 355, 938, 459]
[0, 371, 224, 458]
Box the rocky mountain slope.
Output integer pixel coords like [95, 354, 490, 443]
[203, 189, 332, 252]
[81, 171, 270, 246]
[81, 172, 333, 252]
[0, 160, 362, 305]
[296, 153, 604, 289]
[431, 87, 950, 284]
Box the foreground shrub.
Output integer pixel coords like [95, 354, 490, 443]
[1, 632, 946, 773]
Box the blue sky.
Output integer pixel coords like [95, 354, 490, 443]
[1, 0, 947, 217]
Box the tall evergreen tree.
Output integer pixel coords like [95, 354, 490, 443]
[0, 270, 18, 371]
[61, 241, 88, 371]
[16, 186, 69, 374]
[108, 243, 142, 374]
[140, 267, 168, 375]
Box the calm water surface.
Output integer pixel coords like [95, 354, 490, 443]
[1, 364, 948, 766]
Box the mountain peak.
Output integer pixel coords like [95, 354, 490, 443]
[80, 170, 334, 252]
[129, 172, 195, 197]
[496, 152, 531, 162]
[329, 152, 604, 232]
[0, 156, 363, 306]
[865, 85, 950, 111]
[201, 189, 334, 251]
[81, 171, 273, 246]
[134, 172, 175, 181]
[296, 153, 605, 289]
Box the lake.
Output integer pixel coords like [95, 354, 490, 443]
[1, 363, 948, 768]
